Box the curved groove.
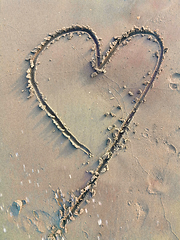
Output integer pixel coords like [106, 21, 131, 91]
[26, 25, 102, 157]
[46, 25, 166, 239]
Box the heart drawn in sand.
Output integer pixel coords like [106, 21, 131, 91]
[25, 25, 167, 238]
[26, 25, 166, 158]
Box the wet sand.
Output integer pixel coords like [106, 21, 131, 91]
[1, 0, 180, 239]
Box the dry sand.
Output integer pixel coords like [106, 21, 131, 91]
[1, 0, 180, 240]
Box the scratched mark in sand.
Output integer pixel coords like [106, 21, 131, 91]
[23, 25, 167, 239]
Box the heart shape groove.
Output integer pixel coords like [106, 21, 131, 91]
[25, 25, 166, 238]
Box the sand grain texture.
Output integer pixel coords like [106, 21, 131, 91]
[1, 1, 180, 240]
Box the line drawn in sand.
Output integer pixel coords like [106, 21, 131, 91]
[23, 25, 167, 239]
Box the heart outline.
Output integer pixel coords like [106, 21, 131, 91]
[26, 25, 165, 158]
[25, 25, 167, 238]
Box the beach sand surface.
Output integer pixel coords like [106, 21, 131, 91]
[1, 0, 180, 239]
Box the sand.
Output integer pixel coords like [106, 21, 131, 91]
[1, 0, 180, 240]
